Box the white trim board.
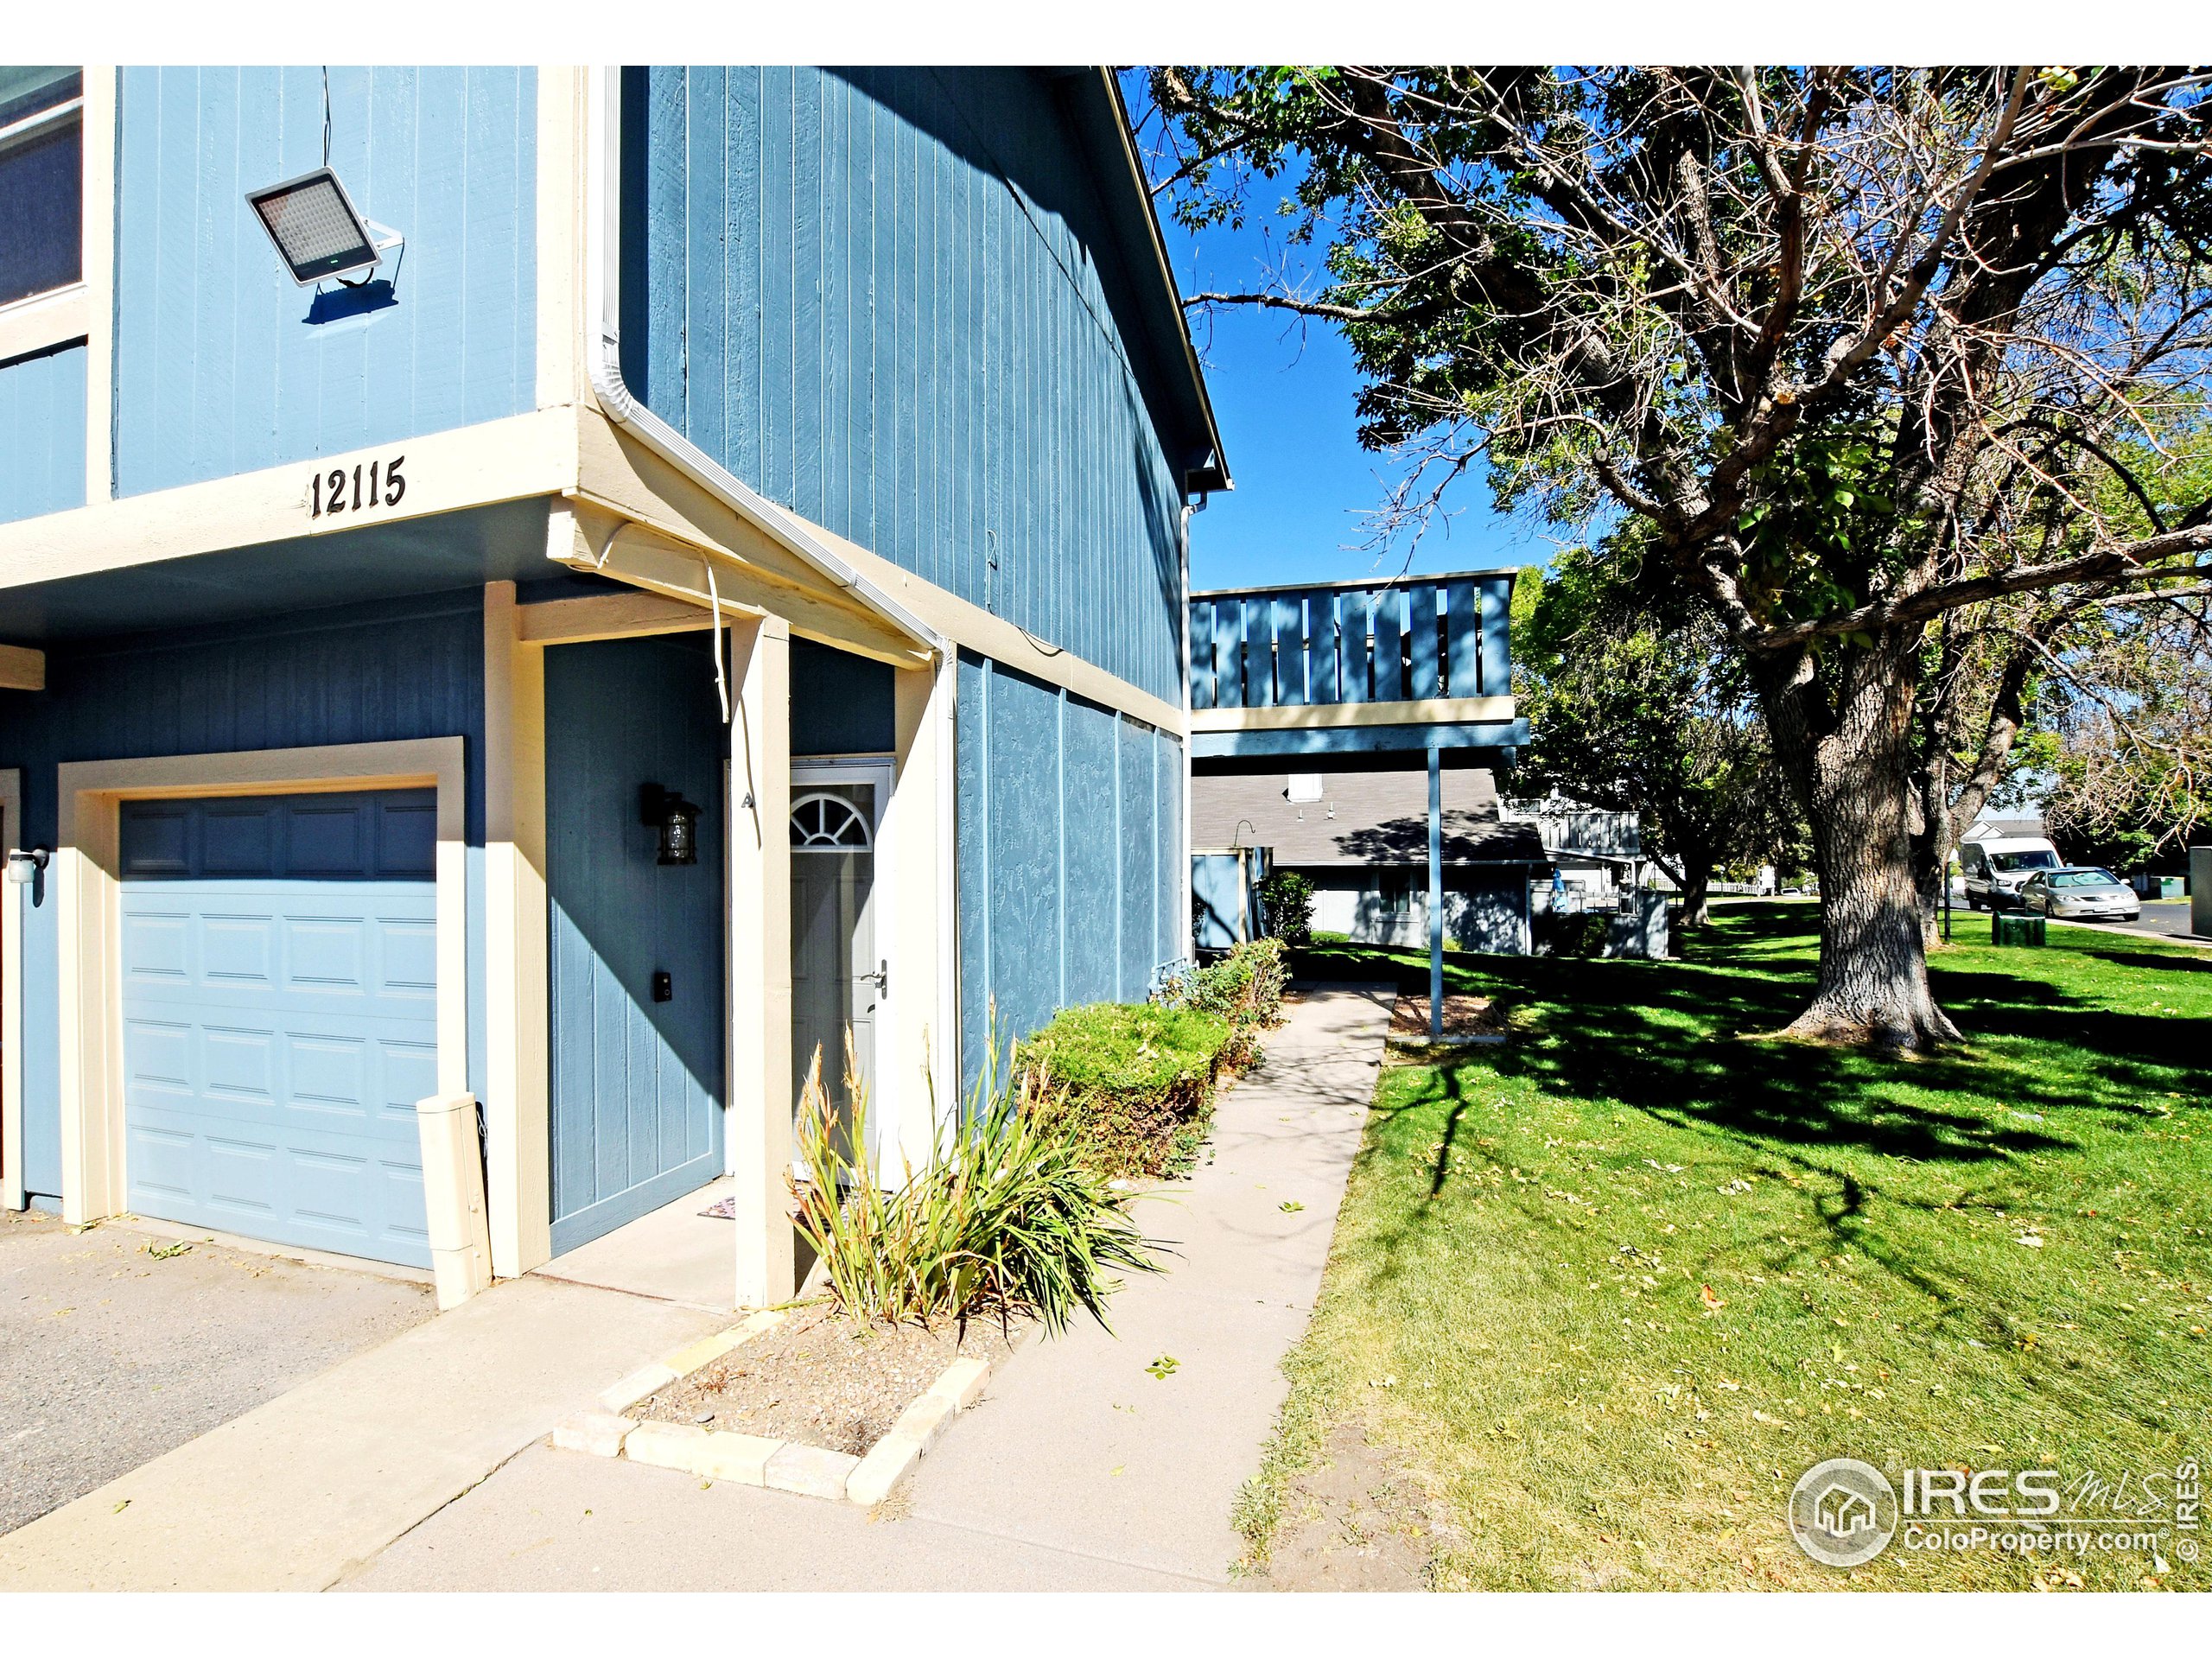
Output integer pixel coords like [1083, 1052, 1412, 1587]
[2, 769, 22, 1211]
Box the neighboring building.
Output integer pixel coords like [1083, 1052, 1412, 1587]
[1185, 571, 1533, 958]
[1192, 766, 1543, 952]
[0, 66, 1223, 1306]
[1964, 812, 2047, 845]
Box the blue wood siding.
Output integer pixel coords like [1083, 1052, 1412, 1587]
[0, 341, 86, 524]
[111, 67, 537, 498]
[790, 638, 894, 755]
[955, 651, 1185, 1091]
[624, 67, 1187, 705]
[543, 634, 726, 1250]
[0, 591, 488, 1206]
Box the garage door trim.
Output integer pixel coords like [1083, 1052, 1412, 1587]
[52, 739, 466, 1229]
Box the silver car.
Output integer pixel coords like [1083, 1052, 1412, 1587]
[2019, 867, 2141, 923]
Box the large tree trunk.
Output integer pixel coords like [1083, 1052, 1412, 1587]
[1753, 634, 1963, 1053]
[1678, 862, 1713, 928]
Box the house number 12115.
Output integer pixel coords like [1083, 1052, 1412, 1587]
[309, 454, 406, 518]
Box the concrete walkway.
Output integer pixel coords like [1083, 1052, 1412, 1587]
[346, 985, 1394, 1592]
[0, 1274, 722, 1591]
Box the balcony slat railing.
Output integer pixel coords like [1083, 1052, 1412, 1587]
[1190, 572, 1516, 713]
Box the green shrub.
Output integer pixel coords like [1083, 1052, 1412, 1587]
[1258, 870, 1315, 945]
[1017, 1001, 1232, 1179]
[1535, 909, 1611, 958]
[1162, 937, 1287, 1065]
[789, 1037, 1160, 1336]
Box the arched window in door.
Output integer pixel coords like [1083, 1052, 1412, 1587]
[790, 792, 872, 849]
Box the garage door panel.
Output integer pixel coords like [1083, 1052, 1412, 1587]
[379, 918, 439, 995]
[202, 806, 276, 875]
[126, 1123, 197, 1201]
[121, 911, 191, 980]
[287, 803, 374, 875]
[119, 790, 437, 1269]
[286, 918, 367, 991]
[202, 912, 277, 986]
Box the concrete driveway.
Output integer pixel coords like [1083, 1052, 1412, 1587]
[0, 1208, 434, 1537]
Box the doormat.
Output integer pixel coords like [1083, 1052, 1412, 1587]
[700, 1196, 737, 1220]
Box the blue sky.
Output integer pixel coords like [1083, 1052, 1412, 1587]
[1147, 159, 1550, 593]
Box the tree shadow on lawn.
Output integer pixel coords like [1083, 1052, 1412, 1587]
[1307, 908, 2206, 1272]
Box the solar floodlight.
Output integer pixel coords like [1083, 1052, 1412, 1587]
[245, 166, 391, 286]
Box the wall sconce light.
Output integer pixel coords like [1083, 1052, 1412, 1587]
[639, 785, 700, 867]
[5, 847, 50, 886]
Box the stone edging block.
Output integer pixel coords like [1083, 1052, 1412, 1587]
[562, 1310, 995, 1510]
[844, 1352, 995, 1508]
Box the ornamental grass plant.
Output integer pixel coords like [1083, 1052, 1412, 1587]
[789, 1032, 1161, 1336]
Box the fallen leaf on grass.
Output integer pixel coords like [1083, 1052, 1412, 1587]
[1700, 1284, 1726, 1311]
[1751, 1410, 1792, 1428]
[144, 1241, 193, 1260]
[2018, 1234, 2045, 1249]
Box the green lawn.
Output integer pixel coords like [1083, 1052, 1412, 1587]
[1244, 905, 2209, 1590]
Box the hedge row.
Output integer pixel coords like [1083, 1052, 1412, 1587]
[1015, 938, 1288, 1180]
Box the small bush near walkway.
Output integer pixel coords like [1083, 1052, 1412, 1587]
[1165, 937, 1287, 1067]
[1012, 939, 1292, 1182]
[1018, 1002, 1233, 1180]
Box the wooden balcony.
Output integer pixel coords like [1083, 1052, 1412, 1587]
[1187, 570, 1524, 757]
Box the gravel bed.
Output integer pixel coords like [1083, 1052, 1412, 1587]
[632, 1305, 1027, 1456]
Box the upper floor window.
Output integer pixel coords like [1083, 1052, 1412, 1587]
[0, 67, 83, 308]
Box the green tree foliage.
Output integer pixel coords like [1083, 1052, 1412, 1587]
[1515, 543, 1802, 924]
[1257, 869, 1316, 945]
[1147, 66, 2212, 1049]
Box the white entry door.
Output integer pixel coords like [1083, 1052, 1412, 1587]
[789, 765, 887, 1165]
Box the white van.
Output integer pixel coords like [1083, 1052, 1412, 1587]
[1959, 835, 2063, 911]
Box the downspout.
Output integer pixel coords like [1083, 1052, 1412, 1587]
[583, 68, 947, 664]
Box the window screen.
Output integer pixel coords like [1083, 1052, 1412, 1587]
[0, 68, 84, 308]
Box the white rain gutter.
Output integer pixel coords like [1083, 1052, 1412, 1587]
[582, 69, 947, 661]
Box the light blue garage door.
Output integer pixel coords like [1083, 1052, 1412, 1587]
[118, 791, 438, 1268]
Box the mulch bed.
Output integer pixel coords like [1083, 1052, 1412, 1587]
[631, 1305, 1028, 1457]
[1388, 991, 1508, 1043]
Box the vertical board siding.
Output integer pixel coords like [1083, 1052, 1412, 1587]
[1480, 575, 1514, 698]
[954, 651, 1185, 1091]
[629, 67, 1187, 705]
[0, 341, 88, 524]
[112, 67, 537, 497]
[1272, 594, 1306, 706]
[1062, 696, 1120, 1007]
[0, 591, 489, 1205]
[1407, 584, 1440, 699]
[1371, 588, 1404, 701]
[1445, 580, 1479, 697]
[1307, 592, 1339, 704]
